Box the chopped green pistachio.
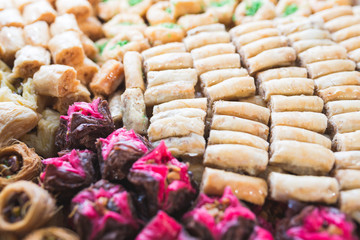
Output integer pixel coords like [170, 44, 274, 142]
[245, 0, 263, 16]
[210, 0, 232, 7]
[283, 3, 298, 17]
[232, 14, 236, 21]
[110, 40, 130, 50]
[160, 23, 180, 29]
[167, 33, 172, 38]
[95, 41, 109, 55]
[165, 7, 172, 14]
[128, 0, 143, 6]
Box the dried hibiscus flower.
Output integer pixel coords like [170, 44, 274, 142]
[128, 141, 196, 219]
[55, 98, 115, 152]
[182, 186, 273, 240]
[96, 128, 151, 181]
[276, 205, 358, 240]
[41, 149, 97, 200]
[70, 180, 139, 240]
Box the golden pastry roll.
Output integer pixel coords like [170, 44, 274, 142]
[335, 169, 360, 190]
[329, 112, 360, 134]
[48, 31, 85, 66]
[340, 36, 360, 52]
[208, 130, 269, 151]
[194, 53, 241, 75]
[259, 78, 314, 101]
[0, 181, 56, 235]
[340, 189, 360, 223]
[24, 227, 79, 240]
[233, 0, 276, 25]
[50, 13, 80, 36]
[170, 0, 203, 18]
[79, 35, 98, 60]
[268, 172, 339, 204]
[200, 68, 248, 88]
[308, 59, 356, 79]
[124, 51, 145, 91]
[233, 28, 280, 48]
[240, 95, 267, 107]
[53, 84, 91, 114]
[146, 1, 174, 26]
[144, 52, 193, 72]
[211, 115, 269, 140]
[144, 81, 195, 106]
[33, 64, 79, 97]
[177, 12, 217, 32]
[299, 45, 347, 66]
[55, 0, 92, 20]
[288, 29, 330, 43]
[269, 95, 323, 113]
[12, 46, 51, 79]
[270, 126, 331, 149]
[74, 57, 99, 86]
[325, 15, 360, 33]
[184, 31, 230, 51]
[315, 71, 360, 90]
[240, 36, 288, 60]
[325, 100, 360, 118]
[229, 20, 274, 38]
[147, 69, 197, 88]
[205, 1, 237, 25]
[312, 5, 353, 22]
[141, 42, 186, 61]
[333, 131, 360, 151]
[121, 88, 148, 135]
[271, 111, 328, 133]
[23, 21, 50, 48]
[348, 48, 360, 62]
[151, 108, 206, 123]
[153, 98, 207, 114]
[144, 24, 185, 46]
[318, 85, 360, 103]
[102, 13, 147, 38]
[277, 17, 324, 35]
[292, 39, 335, 53]
[335, 151, 360, 170]
[332, 24, 360, 43]
[204, 144, 268, 175]
[78, 16, 104, 41]
[269, 140, 335, 175]
[0, 8, 24, 28]
[205, 76, 256, 102]
[246, 47, 296, 74]
[0, 0, 14, 10]
[191, 43, 235, 60]
[187, 23, 226, 36]
[148, 115, 204, 141]
[23, 1, 56, 25]
[0, 142, 42, 189]
[201, 167, 268, 205]
[108, 90, 123, 126]
[153, 133, 206, 157]
[0, 27, 25, 66]
[97, 0, 120, 21]
[0, 82, 36, 111]
[256, 66, 307, 83]
[213, 101, 270, 124]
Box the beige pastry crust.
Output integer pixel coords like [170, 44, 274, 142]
[144, 52, 193, 72]
[335, 170, 360, 190]
[340, 36, 360, 52]
[240, 36, 288, 60]
[184, 31, 230, 51]
[24, 227, 79, 240]
[269, 95, 323, 113]
[108, 90, 123, 125]
[187, 24, 226, 36]
[74, 58, 99, 86]
[288, 29, 330, 43]
[315, 71, 360, 90]
[194, 53, 241, 75]
[147, 69, 197, 88]
[177, 12, 217, 32]
[318, 85, 360, 103]
[191, 43, 235, 60]
[200, 68, 248, 88]
[299, 45, 347, 65]
[102, 14, 147, 38]
[332, 24, 360, 43]
[23, 1, 56, 25]
[56, 0, 92, 20]
[141, 42, 186, 60]
[312, 5, 353, 22]
[329, 112, 360, 134]
[340, 189, 360, 223]
[325, 15, 360, 33]
[151, 108, 206, 123]
[307, 59, 356, 79]
[333, 131, 360, 152]
[292, 39, 335, 53]
[233, 28, 280, 48]
[50, 14, 80, 36]
[256, 67, 307, 83]
[144, 24, 185, 46]
[78, 17, 104, 41]
[325, 100, 360, 118]
[230, 21, 274, 38]
[0, 8, 24, 28]
[152, 98, 207, 114]
[335, 151, 360, 170]
[0, 27, 25, 66]
[124, 51, 145, 91]
[53, 84, 91, 114]
[240, 95, 267, 107]
[23, 21, 50, 49]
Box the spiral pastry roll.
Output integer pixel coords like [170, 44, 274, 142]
[24, 227, 79, 240]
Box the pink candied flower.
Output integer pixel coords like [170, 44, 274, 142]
[250, 226, 274, 240]
[61, 98, 104, 121]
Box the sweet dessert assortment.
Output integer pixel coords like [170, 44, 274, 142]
[1, 0, 360, 239]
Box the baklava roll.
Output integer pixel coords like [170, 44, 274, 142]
[205, 76, 256, 102]
[121, 88, 148, 135]
[53, 84, 91, 114]
[201, 167, 268, 205]
[213, 101, 270, 124]
[332, 24, 360, 43]
[340, 189, 360, 223]
[277, 17, 324, 35]
[329, 112, 360, 134]
[23, 21, 50, 49]
[80, 35, 98, 60]
[124, 51, 145, 91]
[340, 36, 360, 52]
[269, 140, 334, 175]
[24, 227, 79, 240]
[288, 29, 330, 43]
[200, 68, 248, 88]
[144, 81, 195, 106]
[74, 58, 99, 86]
[260, 78, 314, 101]
[309, 0, 352, 13]
[23, 1, 56, 25]
[0, 8, 24, 28]
[271, 111, 327, 133]
[184, 31, 230, 51]
[147, 69, 197, 88]
[0, 181, 56, 235]
[0, 27, 25, 66]
[325, 100, 360, 118]
[208, 130, 269, 151]
[233, 28, 280, 48]
[268, 172, 339, 204]
[150, 108, 206, 123]
[292, 39, 335, 53]
[144, 52, 193, 72]
[141, 42, 186, 61]
[335, 151, 360, 170]
[299, 45, 347, 66]
[211, 115, 269, 140]
[0, 0, 14, 10]
[78, 17, 104, 41]
[48, 31, 85, 66]
[195, 53, 241, 75]
[33, 64, 79, 97]
[275, 0, 311, 18]
[348, 48, 360, 63]
[177, 12, 217, 32]
[307, 59, 356, 79]
[55, 0, 92, 20]
[153, 98, 207, 114]
[233, 0, 276, 25]
[12, 46, 50, 79]
[315, 71, 360, 90]
[333, 131, 360, 151]
[108, 90, 123, 126]
[271, 126, 331, 149]
[146, 1, 174, 26]
[102, 13, 147, 38]
[187, 23, 226, 36]
[90, 59, 124, 97]
[240, 36, 288, 60]
[256, 66, 307, 83]
[312, 5, 353, 22]
[240, 95, 267, 107]
[318, 86, 360, 103]
[229, 20, 275, 38]
[335, 169, 360, 190]
[148, 115, 204, 141]
[50, 14, 80, 36]
[269, 95, 323, 113]
[144, 23, 185, 46]
[0, 142, 42, 189]
[191, 43, 235, 60]
[246, 47, 296, 74]
[170, 0, 204, 19]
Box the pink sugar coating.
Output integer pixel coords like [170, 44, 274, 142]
[250, 226, 274, 240]
[61, 98, 104, 121]
[41, 149, 89, 181]
[98, 128, 148, 160]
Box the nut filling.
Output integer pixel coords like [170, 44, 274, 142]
[0, 154, 23, 177]
[3, 192, 30, 223]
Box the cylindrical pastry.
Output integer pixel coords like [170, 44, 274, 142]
[74, 58, 99, 86]
[325, 15, 360, 33]
[144, 52, 193, 72]
[52, 84, 91, 114]
[195, 53, 241, 75]
[0, 8, 24, 28]
[177, 12, 217, 32]
[325, 100, 360, 118]
[233, 28, 280, 48]
[340, 189, 360, 223]
[199, 68, 248, 88]
[233, 0, 276, 25]
[22, 1, 56, 25]
[153, 98, 207, 115]
[146, 1, 174, 26]
[141, 42, 186, 61]
[307, 59, 356, 79]
[150, 108, 206, 123]
[24, 227, 79, 240]
[256, 66, 307, 83]
[314, 71, 360, 90]
[0, 27, 25, 66]
[329, 112, 360, 134]
[333, 131, 360, 151]
[191, 43, 235, 60]
[55, 0, 92, 20]
[108, 90, 123, 126]
[340, 36, 360, 52]
[335, 151, 360, 170]
[78, 17, 104, 41]
[23, 21, 50, 49]
[144, 24, 185, 46]
[147, 69, 197, 88]
[293, 39, 335, 53]
[0, 181, 56, 234]
[269, 95, 323, 112]
[335, 169, 360, 190]
[124, 51, 145, 91]
[240, 36, 288, 60]
[230, 20, 275, 38]
[184, 31, 230, 51]
[299, 45, 347, 66]
[318, 85, 360, 103]
[288, 29, 330, 42]
[50, 13, 80, 36]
